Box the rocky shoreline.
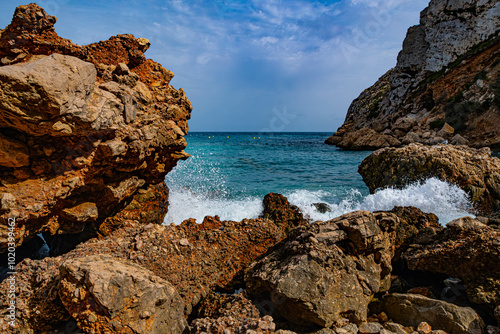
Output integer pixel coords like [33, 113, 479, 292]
[0, 2, 500, 334]
[325, 0, 500, 151]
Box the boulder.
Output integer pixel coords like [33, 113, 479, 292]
[0, 214, 287, 332]
[0, 4, 192, 253]
[403, 223, 500, 308]
[261, 193, 308, 232]
[381, 293, 484, 334]
[245, 211, 395, 327]
[359, 144, 500, 214]
[59, 254, 187, 334]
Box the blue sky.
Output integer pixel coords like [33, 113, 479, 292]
[0, 0, 429, 132]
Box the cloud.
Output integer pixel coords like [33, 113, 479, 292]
[0, 0, 429, 132]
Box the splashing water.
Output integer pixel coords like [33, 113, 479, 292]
[164, 133, 475, 225]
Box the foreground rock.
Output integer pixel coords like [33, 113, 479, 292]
[245, 211, 396, 327]
[59, 254, 187, 334]
[190, 292, 276, 333]
[403, 218, 500, 311]
[0, 4, 192, 253]
[0, 214, 288, 332]
[359, 144, 500, 214]
[326, 0, 500, 150]
[381, 293, 485, 334]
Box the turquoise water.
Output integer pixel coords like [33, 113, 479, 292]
[165, 132, 474, 225]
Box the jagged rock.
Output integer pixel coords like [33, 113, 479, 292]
[59, 254, 187, 334]
[0, 4, 192, 253]
[496, 305, 500, 326]
[0, 214, 287, 332]
[245, 211, 395, 327]
[359, 322, 384, 334]
[403, 222, 500, 310]
[261, 193, 308, 232]
[326, 0, 500, 150]
[359, 144, 500, 214]
[381, 293, 485, 334]
[190, 292, 276, 334]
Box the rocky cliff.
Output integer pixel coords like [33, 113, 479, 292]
[0, 4, 192, 253]
[326, 0, 500, 150]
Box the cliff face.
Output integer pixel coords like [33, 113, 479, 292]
[326, 0, 500, 150]
[0, 4, 192, 252]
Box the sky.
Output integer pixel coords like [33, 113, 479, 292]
[0, 0, 429, 132]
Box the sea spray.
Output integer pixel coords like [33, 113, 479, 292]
[164, 133, 475, 225]
[288, 178, 474, 224]
[164, 178, 474, 225]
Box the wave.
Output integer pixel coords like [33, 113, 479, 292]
[163, 177, 474, 225]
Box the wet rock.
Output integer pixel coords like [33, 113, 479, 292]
[245, 211, 394, 327]
[59, 254, 187, 334]
[359, 144, 500, 214]
[0, 3, 193, 252]
[313, 202, 332, 213]
[261, 193, 308, 232]
[381, 293, 484, 334]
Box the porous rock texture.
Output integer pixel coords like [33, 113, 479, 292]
[59, 254, 188, 334]
[403, 218, 500, 312]
[326, 0, 500, 150]
[381, 293, 485, 334]
[245, 210, 397, 327]
[0, 214, 289, 333]
[358, 143, 500, 214]
[0, 4, 192, 253]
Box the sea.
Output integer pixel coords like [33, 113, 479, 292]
[164, 132, 475, 225]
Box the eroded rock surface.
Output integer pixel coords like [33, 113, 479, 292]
[0, 4, 192, 252]
[358, 144, 500, 214]
[403, 219, 500, 310]
[381, 293, 485, 334]
[59, 254, 188, 334]
[245, 211, 396, 327]
[0, 214, 287, 332]
[326, 0, 500, 150]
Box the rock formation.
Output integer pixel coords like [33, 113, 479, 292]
[380, 293, 484, 334]
[358, 143, 500, 214]
[0, 4, 192, 253]
[245, 211, 397, 327]
[326, 0, 500, 150]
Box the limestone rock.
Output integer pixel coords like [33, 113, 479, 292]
[403, 222, 500, 309]
[59, 254, 187, 334]
[381, 293, 485, 334]
[0, 4, 193, 253]
[326, 0, 500, 150]
[0, 214, 287, 332]
[245, 211, 395, 327]
[358, 143, 500, 214]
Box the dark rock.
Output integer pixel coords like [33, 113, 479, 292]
[403, 222, 500, 310]
[262, 193, 308, 232]
[312, 202, 332, 213]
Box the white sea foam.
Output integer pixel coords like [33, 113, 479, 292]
[164, 177, 474, 225]
[163, 188, 263, 224]
[288, 178, 475, 224]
